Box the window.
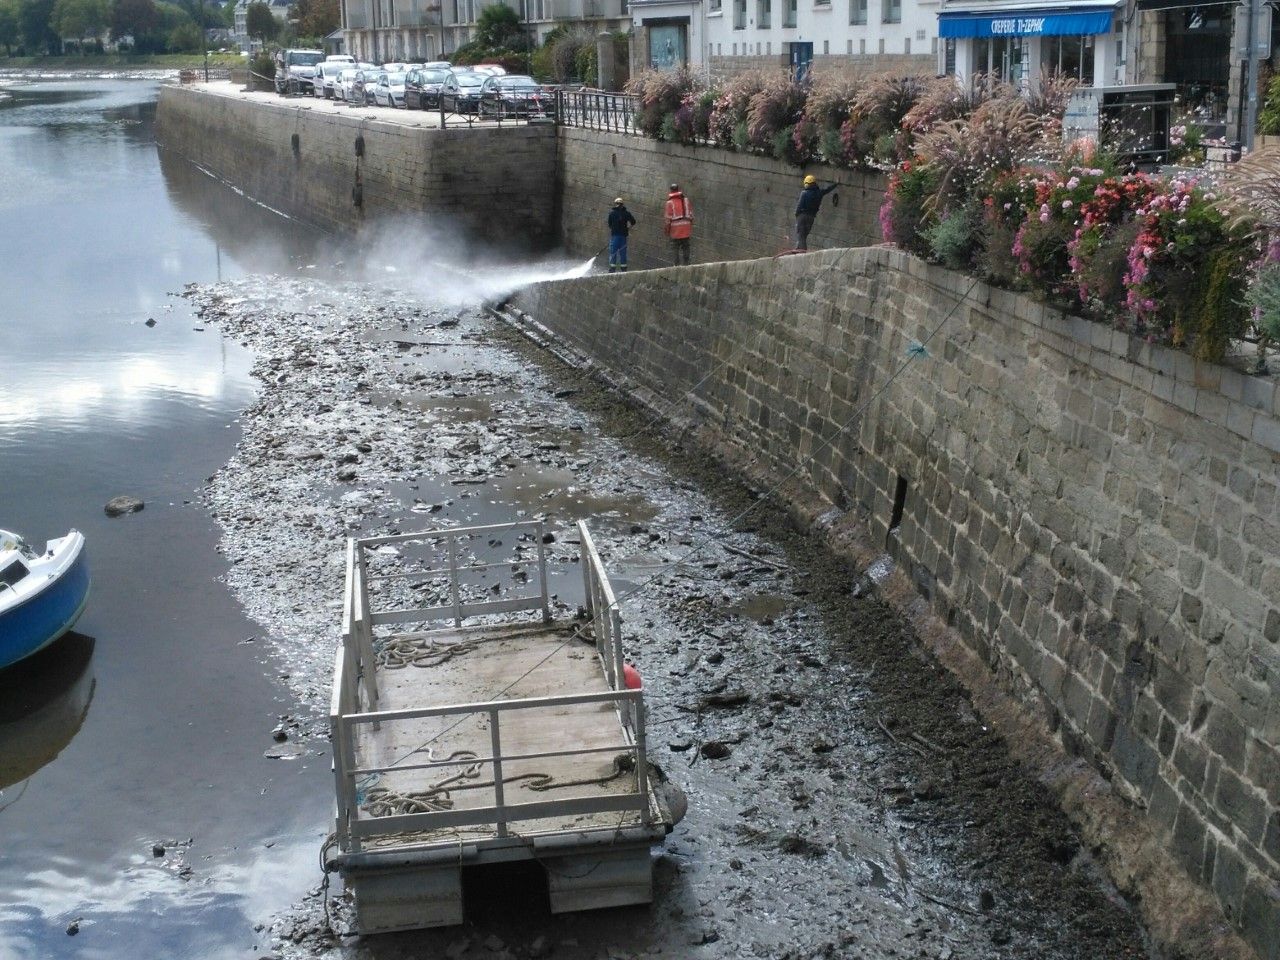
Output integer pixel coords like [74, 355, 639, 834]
[710, 0, 721, 10]
[904, 37, 910, 54]
[849, 0, 866, 25]
[0, 560, 28, 589]
[943, 37, 956, 74]
[784, 0, 797, 26]
[758, 0, 771, 28]
[973, 35, 1026, 84]
[1043, 34, 1095, 84]
[734, 0, 746, 28]
[881, 0, 899, 22]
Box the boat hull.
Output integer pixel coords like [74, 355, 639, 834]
[0, 541, 91, 670]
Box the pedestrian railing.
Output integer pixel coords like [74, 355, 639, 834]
[555, 89, 640, 136]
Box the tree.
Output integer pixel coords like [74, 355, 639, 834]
[0, 0, 20, 54]
[18, 0, 61, 54]
[53, 0, 109, 48]
[166, 18, 201, 49]
[111, 0, 161, 46]
[475, 2, 523, 49]
[292, 0, 337, 39]
[245, 1, 277, 43]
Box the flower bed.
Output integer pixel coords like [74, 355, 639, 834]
[621, 66, 1270, 366]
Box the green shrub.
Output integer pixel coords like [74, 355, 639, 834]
[575, 43, 597, 86]
[879, 162, 937, 255]
[1259, 74, 1280, 135]
[659, 111, 678, 142]
[923, 206, 978, 270]
[249, 50, 274, 79]
[817, 126, 844, 165]
[1245, 261, 1280, 341]
[1189, 249, 1251, 362]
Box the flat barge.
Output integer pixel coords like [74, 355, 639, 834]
[330, 519, 677, 933]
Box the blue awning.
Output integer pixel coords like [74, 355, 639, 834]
[938, 7, 1115, 36]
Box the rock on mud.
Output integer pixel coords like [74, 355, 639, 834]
[104, 495, 145, 517]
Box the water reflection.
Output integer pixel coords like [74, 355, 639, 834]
[158, 143, 325, 274]
[0, 77, 333, 960]
[0, 633, 95, 792]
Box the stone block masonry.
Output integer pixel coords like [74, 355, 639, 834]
[155, 85, 558, 249]
[555, 126, 888, 269]
[512, 248, 1280, 960]
[154, 86, 889, 264]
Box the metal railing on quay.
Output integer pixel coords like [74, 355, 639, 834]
[555, 89, 639, 136]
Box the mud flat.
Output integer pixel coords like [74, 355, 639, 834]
[187, 272, 1152, 960]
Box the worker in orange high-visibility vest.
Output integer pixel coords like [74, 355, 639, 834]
[663, 183, 694, 266]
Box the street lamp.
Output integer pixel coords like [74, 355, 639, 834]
[200, 0, 210, 80]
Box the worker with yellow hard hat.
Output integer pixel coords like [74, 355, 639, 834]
[607, 196, 637, 272]
[794, 173, 838, 251]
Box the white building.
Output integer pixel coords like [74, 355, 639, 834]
[701, 0, 938, 80]
[234, 0, 293, 52]
[340, 0, 630, 63]
[937, 0, 1125, 88]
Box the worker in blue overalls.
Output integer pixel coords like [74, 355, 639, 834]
[607, 197, 637, 273]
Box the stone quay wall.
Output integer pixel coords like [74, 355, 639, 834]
[512, 247, 1280, 959]
[554, 126, 888, 269]
[154, 87, 889, 264]
[155, 85, 558, 249]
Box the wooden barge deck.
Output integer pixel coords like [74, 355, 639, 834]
[330, 520, 675, 934]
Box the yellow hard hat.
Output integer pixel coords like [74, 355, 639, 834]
[803, 174, 817, 186]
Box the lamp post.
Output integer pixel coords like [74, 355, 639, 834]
[201, 0, 210, 80]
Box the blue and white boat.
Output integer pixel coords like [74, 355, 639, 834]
[0, 529, 90, 670]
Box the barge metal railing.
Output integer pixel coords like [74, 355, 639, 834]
[331, 519, 649, 855]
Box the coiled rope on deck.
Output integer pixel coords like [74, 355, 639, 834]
[361, 752, 637, 819]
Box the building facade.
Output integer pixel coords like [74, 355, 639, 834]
[630, 0, 706, 74]
[937, 0, 1126, 89]
[340, 0, 630, 62]
[701, 0, 937, 80]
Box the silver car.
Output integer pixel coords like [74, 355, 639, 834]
[372, 72, 407, 108]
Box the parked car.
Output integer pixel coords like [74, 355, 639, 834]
[441, 71, 487, 114]
[334, 65, 376, 103]
[314, 61, 347, 99]
[478, 74, 551, 118]
[325, 54, 355, 64]
[381, 62, 411, 74]
[471, 64, 507, 76]
[404, 67, 451, 110]
[372, 71, 407, 108]
[423, 60, 452, 70]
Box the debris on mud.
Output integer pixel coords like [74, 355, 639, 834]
[186, 275, 1152, 960]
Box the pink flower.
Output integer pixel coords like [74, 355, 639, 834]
[1039, 203, 1050, 223]
[1062, 200, 1073, 210]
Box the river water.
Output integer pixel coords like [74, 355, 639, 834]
[0, 78, 330, 960]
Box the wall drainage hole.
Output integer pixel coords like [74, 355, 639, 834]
[887, 473, 908, 547]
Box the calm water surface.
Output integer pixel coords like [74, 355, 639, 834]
[0, 79, 332, 960]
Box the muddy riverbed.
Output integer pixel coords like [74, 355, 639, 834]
[186, 272, 1153, 960]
